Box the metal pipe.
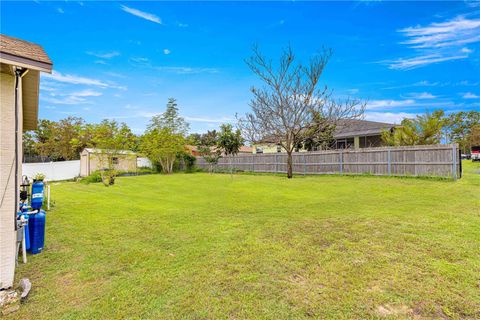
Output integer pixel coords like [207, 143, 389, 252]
[14, 67, 29, 230]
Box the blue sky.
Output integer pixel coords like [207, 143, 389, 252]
[1, 1, 479, 134]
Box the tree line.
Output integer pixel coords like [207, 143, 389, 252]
[381, 110, 480, 153]
[24, 45, 479, 181]
[23, 98, 244, 184]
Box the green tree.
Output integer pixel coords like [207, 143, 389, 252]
[140, 128, 185, 174]
[147, 98, 190, 135]
[34, 119, 56, 160]
[469, 125, 480, 148]
[217, 124, 244, 174]
[22, 131, 37, 160]
[445, 111, 480, 153]
[90, 120, 135, 186]
[300, 111, 336, 151]
[382, 110, 445, 146]
[27, 117, 87, 161]
[187, 130, 219, 147]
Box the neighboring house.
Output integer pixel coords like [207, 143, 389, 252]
[0, 34, 52, 289]
[80, 148, 138, 176]
[253, 119, 397, 153]
[186, 145, 253, 156]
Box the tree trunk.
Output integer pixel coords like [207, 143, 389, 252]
[286, 151, 293, 179]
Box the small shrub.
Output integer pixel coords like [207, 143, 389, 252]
[137, 167, 155, 174]
[79, 171, 103, 184]
[183, 154, 196, 173]
[33, 172, 46, 181]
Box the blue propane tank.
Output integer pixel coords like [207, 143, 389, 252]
[31, 180, 44, 210]
[28, 210, 46, 254]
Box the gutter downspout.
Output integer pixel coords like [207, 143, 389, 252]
[14, 67, 29, 230]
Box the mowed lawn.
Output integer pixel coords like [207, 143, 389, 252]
[10, 162, 480, 319]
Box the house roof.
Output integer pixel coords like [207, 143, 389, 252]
[0, 34, 52, 73]
[238, 146, 253, 153]
[186, 145, 253, 154]
[83, 148, 137, 155]
[256, 119, 397, 144]
[334, 119, 396, 139]
[0, 34, 53, 130]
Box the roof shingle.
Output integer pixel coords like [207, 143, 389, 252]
[0, 34, 52, 65]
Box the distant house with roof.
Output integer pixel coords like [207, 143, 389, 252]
[80, 148, 138, 176]
[186, 145, 253, 156]
[253, 119, 398, 153]
[0, 34, 52, 289]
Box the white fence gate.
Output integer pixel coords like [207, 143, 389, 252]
[22, 160, 80, 181]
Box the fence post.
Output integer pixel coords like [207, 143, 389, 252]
[47, 184, 51, 210]
[387, 149, 391, 176]
[339, 151, 343, 175]
[275, 153, 278, 173]
[452, 144, 457, 180]
[252, 155, 255, 173]
[303, 153, 306, 175]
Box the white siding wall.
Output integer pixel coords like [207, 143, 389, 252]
[0, 71, 20, 289]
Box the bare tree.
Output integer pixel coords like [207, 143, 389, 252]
[237, 45, 365, 178]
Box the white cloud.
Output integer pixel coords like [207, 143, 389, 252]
[42, 71, 126, 90]
[462, 92, 479, 99]
[43, 71, 109, 87]
[177, 22, 188, 28]
[385, 15, 479, 70]
[347, 88, 359, 94]
[365, 112, 414, 124]
[184, 116, 235, 123]
[414, 80, 441, 87]
[386, 54, 467, 70]
[136, 112, 234, 123]
[94, 60, 107, 65]
[70, 89, 102, 97]
[41, 96, 87, 105]
[120, 5, 161, 24]
[86, 51, 120, 59]
[406, 92, 437, 99]
[163, 49, 171, 55]
[130, 57, 150, 64]
[366, 99, 416, 110]
[57, 8, 64, 14]
[456, 80, 479, 86]
[154, 66, 219, 74]
[465, 0, 480, 7]
[399, 16, 480, 49]
[138, 111, 160, 118]
[41, 89, 102, 105]
[104, 72, 127, 79]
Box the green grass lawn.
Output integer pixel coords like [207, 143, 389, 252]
[10, 161, 480, 319]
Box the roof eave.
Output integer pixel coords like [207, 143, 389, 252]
[0, 53, 52, 73]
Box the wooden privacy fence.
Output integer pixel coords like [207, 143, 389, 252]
[196, 144, 461, 179]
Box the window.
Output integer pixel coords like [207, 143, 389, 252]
[112, 157, 119, 165]
[277, 146, 282, 153]
[256, 148, 263, 154]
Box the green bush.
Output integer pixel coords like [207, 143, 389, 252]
[79, 171, 103, 184]
[183, 153, 196, 173]
[137, 166, 155, 174]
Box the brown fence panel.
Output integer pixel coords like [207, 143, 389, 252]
[195, 144, 460, 179]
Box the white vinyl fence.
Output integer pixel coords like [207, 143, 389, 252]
[23, 157, 154, 182]
[22, 160, 80, 181]
[137, 157, 153, 168]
